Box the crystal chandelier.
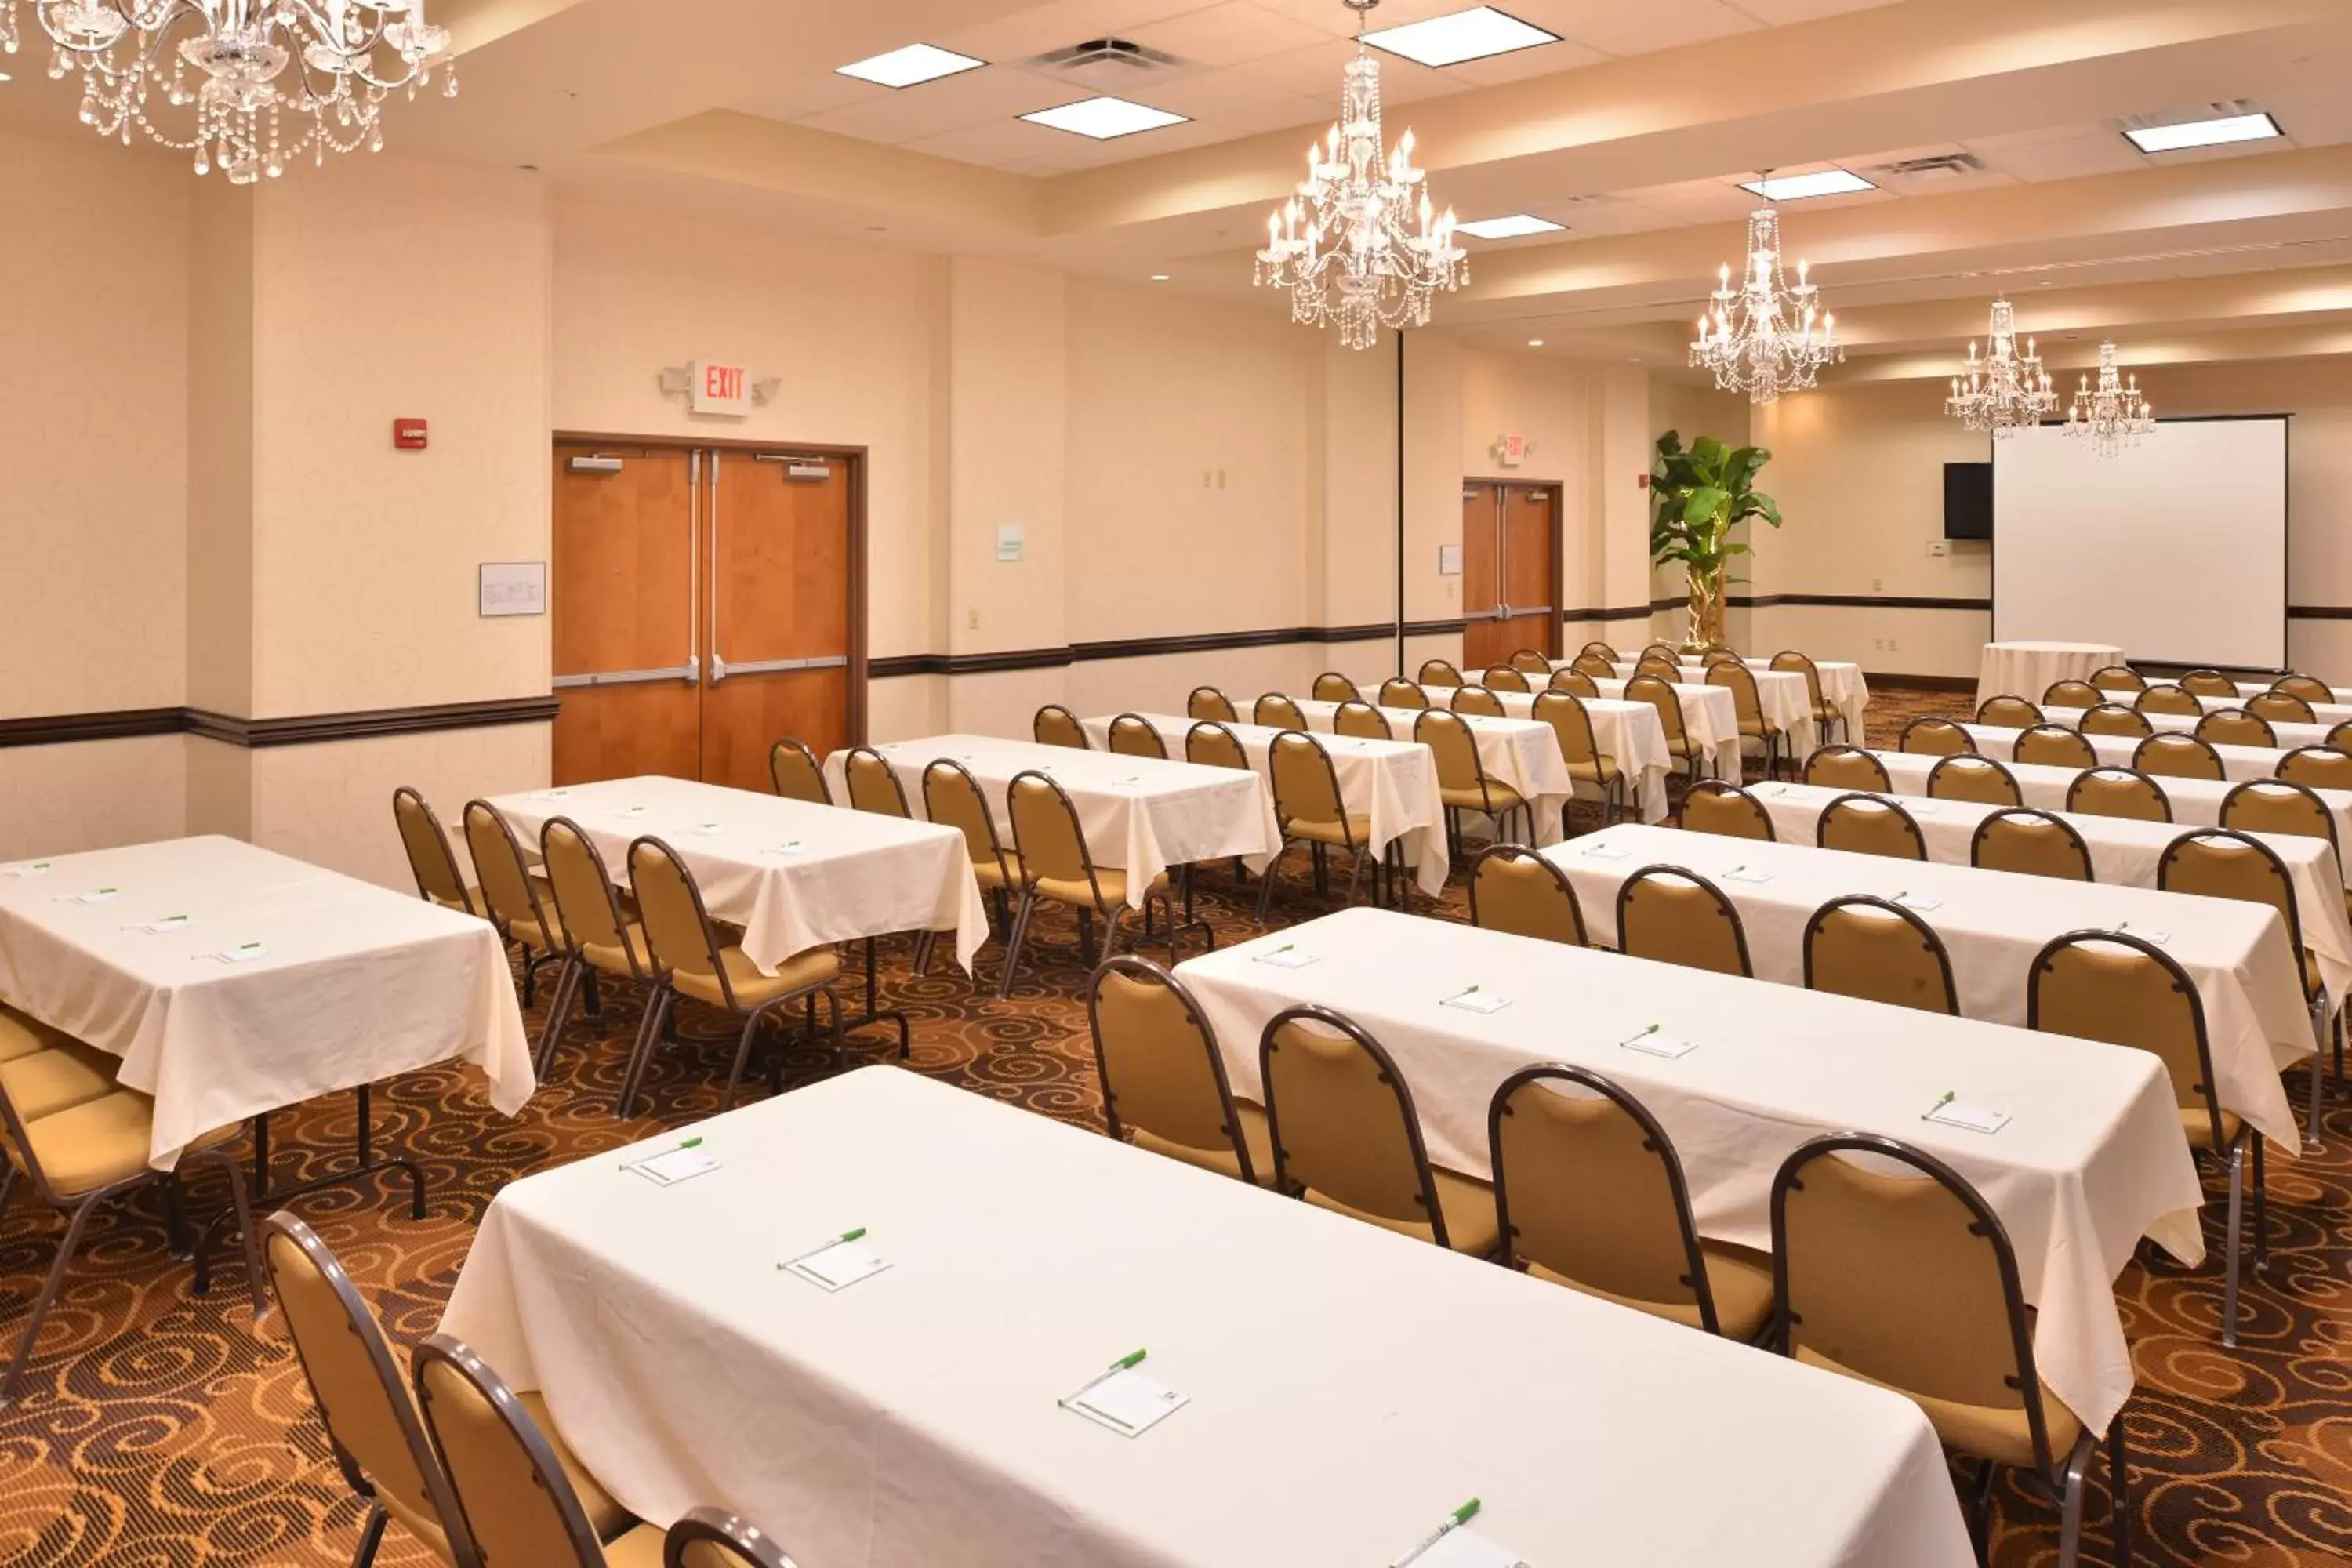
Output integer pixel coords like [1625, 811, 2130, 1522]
[1944, 298, 2056, 436]
[1690, 205, 1839, 404]
[1255, 0, 1465, 350]
[0, 0, 457, 183]
[2064, 341, 2154, 457]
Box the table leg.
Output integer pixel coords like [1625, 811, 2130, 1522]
[836, 935, 911, 1060]
[212, 1084, 428, 1279]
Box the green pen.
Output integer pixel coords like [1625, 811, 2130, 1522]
[779, 1225, 869, 1270]
[1445, 983, 1481, 1004]
[1924, 1090, 1958, 1120]
[1068, 1348, 1149, 1405]
[1393, 1498, 1483, 1567]
[624, 1134, 702, 1171]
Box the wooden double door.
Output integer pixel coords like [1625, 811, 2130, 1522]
[551, 440, 857, 792]
[1461, 479, 1560, 673]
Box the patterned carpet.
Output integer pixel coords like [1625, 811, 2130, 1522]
[4, 683, 2351, 1567]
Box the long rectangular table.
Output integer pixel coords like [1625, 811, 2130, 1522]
[1455, 688, 1675, 821]
[1290, 699, 1576, 844]
[1583, 677, 1744, 780]
[2041, 703, 2334, 752]
[1544, 822, 2314, 1150]
[1622, 655, 1871, 741]
[441, 1065, 1975, 1567]
[1958, 722, 2290, 783]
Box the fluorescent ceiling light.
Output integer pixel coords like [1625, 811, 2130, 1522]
[835, 43, 986, 89]
[1361, 6, 1559, 68]
[1456, 213, 1566, 240]
[2123, 112, 2282, 154]
[1739, 169, 1875, 201]
[1020, 96, 1189, 140]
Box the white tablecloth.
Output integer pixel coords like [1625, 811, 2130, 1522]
[1293, 700, 1574, 846]
[2042, 705, 2334, 753]
[1080, 713, 1447, 897]
[1477, 689, 1674, 822]
[2211, 689, 2351, 724]
[1978, 641, 2124, 710]
[441, 1065, 1974, 1568]
[1589, 678, 1744, 781]
[831, 736, 1279, 911]
[0, 836, 532, 1169]
[1959, 723, 2294, 786]
[1547, 823, 2314, 1150]
[1580, 657, 1871, 742]
[487, 776, 989, 976]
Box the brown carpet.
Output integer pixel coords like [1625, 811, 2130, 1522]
[5, 683, 2350, 1567]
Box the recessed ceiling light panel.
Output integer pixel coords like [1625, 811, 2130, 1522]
[835, 43, 987, 89]
[1737, 169, 1875, 201]
[1359, 6, 1560, 68]
[1019, 96, 1189, 140]
[2123, 111, 2282, 154]
[1456, 213, 1566, 239]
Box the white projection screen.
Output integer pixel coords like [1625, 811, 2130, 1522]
[1992, 416, 2289, 670]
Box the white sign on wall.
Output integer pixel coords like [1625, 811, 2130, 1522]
[996, 524, 1025, 562]
[479, 561, 547, 618]
[1438, 543, 1463, 576]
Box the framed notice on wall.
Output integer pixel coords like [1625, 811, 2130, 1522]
[479, 561, 547, 618]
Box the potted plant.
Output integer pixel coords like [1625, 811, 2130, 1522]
[1650, 430, 1781, 651]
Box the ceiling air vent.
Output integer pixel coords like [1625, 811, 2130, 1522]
[1869, 151, 1988, 180]
[1029, 37, 1181, 71]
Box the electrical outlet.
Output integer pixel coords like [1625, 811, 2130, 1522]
[1216, 469, 1227, 490]
[1202, 470, 1212, 488]
[1871, 577, 1883, 592]
[967, 609, 979, 631]
[1926, 539, 1949, 557]
[1888, 637, 1900, 652]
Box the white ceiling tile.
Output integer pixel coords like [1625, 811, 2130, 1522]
[1445, 35, 1606, 85]
[1963, 129, 2143, 183]
[1506, 0, 1758, 57]
[1722, 0, 1900, 22]
[934, 0, 1223, 65]
[1231, 37, 1471, 106]
[728, 72, 877, 125]
[1246, 0, 1494, 41]
[791, 68, 1075, 143]
[898, 117, 1080, 166]
[1141, 67, 1332, 132]
[1124, 2, 1341, 67]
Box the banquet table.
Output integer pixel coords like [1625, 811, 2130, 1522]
[1291, 699, 1575, 844]
[0, 836, 532, 1170]
[1545, 822, 2314, 1150]
[1594, 662, 1817, 756]
[1581, 677, 1744, 781]
[1580, 656, 1870, 743]
[1444, 688, 1674, 822]
[2041, 704, 2335, 753]
[440, 1065, 1976, 1568]
[486, 775, 990, 975]
[1179, 909, 2201, 1433]
[1979, 641, 2125, 710]
[1079, 713, 1447, 897]
[1958, 723, 2296, 785]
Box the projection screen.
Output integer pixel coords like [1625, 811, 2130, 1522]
[1991, 416, 2288, 670]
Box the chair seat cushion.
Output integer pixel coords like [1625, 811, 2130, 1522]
[581, 921, 652, 977]
[506, 914, 562, 953]
[1305, 1166, 1501, 1257]
[598, 1523, 672, 1568]
[2183, 1105, 2244, 1152]
[1132, 1101, 1277, 1189]
[1286, 815, 1373, 848]
[1524, 1239, 1775, 1341]
[517, 1391, 633, 1543]
[0, 1042, 120, 1123]
[1795, 1345, 2080, 1470]
[17, 1091, 238, 1196]
[0, 1005, 78, 1064]
[1439, 782, 1525, 813]
[379, 1486, 454, 1561]
[671, 945, 840, 1011]
[1035, 869, 1168, 910]
[973, 848, 1022, 890]
[1563, 758, 1621, 783]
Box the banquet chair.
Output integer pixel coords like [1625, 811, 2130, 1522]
[1897, 717, 1973, 757]
[768, 739, 832, 806]
[2079, 702, 2154, 739]
[2066, 768, 2171, 822]
[1467, 844, 1587, 947]
[1530, 690, 1624, 827]
[1581, 641, 1621, 662]
[2331, 720, 2352, 755]
[1971, 809, 2093, 882]
[1107, 713, 1168, 760]
[2133, 733, 2225, 782]
[1770, 652, 1846, 747]
[2158, 832, 2328, 1088]
[1033, 704, 1090, 749]
[1188, 686, 1238, 724]
[1258, 1004, 1497, 1256]
[535, 818, 656, 1078]
[623, 837, 845, 1116]
[1333, 701, 1393, 741]
[1484, 666, 1532, 694]
[1706, 661, 1784, 780]
[1642, 643, 1681, 662]
[1803, 896, 1958, 1014]
[393, 786, 477, 917]
[2014, 724, 2098, 770]
[1379, 677, 1428, 710]
[1625, 673, 1705, 782]
[1681, 780, 1773, 841]
[1819, 793, 1926, 861]
[1571, 652, 1620, 681]
[1548, 669, 1599, 699]
[1254, 692, 1307, 730]
[2181, 669, 2239, 699]
[2029, 930, 2258, 1349]
[1416, 710, 1530, 854]
[1617, 867, 1752, 978]
[1769, 1135, 2132, 1568]
[2276, 673, 2337, 707]
[1184, 720, 1249, 772]
[2136, 683, 2201, 717]
[1511, 648, 1554, 676]
[2042, 679, 2102, 710]
[1259, 731, 1380, 920]
[1976, 695, 2042, 729]
[2246, 691, 2315, 726]
[2218, 779, 2343, 878]
[1488, 1065, 1773, 1341]
[663, 1512, 802, 1568]
[836, 748, 933, 1007]
[2194, 710, 2275, 750]
[1417, 659, 1465, 688]
[1312, 671, 1362, 703]
[1000, 771, 1207, 999]
[2090, 664, 2144, 694]
[1634, 655, 1681, 683]
[1929, 754, 2023, 808]
[463, 801, 566, 1012]
[1450, 684, 1504, 718]
[1802, 746, 1890, 792]
[1085, 956, 1272, 1188]
[923, 759, 1020, 940]
[2276, 746, 2352, 792]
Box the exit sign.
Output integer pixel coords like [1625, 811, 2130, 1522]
[691, 360, 752, 416]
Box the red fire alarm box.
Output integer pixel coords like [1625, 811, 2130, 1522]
[394, 418, 429, 451]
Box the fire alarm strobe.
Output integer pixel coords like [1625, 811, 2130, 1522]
[394, 418, 429, 450]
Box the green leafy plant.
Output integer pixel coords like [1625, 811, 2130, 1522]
[1650, 430, 1781, 650]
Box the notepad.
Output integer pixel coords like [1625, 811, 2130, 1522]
[1440, 990, 1511, 1015]
[1061, 1369, 1188, 1437]
[608, 805, 648, 819]
[132, 915, 193, 935]
[1893, 893, 1943, 913]
[785, 1240, 889, 1292]
[67, 887, 121, 904]
[1719, 866, 1774, 884]
[2114, 925, 2169, 946]
[682, 822, 728, 836]
[209, 943, 268, 964]
[1924, 1098, 2011, 1135]
[1906, 798, 1938, 815]
[533, 788, 572, 800]
[1581, 841, 1628, 859]
[1621, 1029, 1697, 1059]
[761, 841, 807, 857]
[1254, 946, 1319, 968]
[1413, 1528, 1532, 1568]
[3, 861, 52, 877]
[627, 1145, 719, 1186]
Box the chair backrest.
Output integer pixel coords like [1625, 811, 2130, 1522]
[2246, 690, 2314, 725]
[2220, 777, 2342, 869]
[1417, 659, 1464, 688]
[2194, 709, 2275, 749]
[2029, 931, 2225, 1146]
[2331, 719, 2352, 755]
[412, 1336, 606, 1568]
[392, 786, 472, 914]
[1802, 745, 1890, 791]
[2013, 724, 2097, 769]
[1413, 709, 1494, 804]
[1704, 660, 1766, 728]
[768, 739, 831, 805]
[2079, 702, 2154, 738]
[1007, 771, 1102, 897]
[1483, 666, 1531, 693]
[1623, 673, 1690, 750]
[2042, 678, 2101, 710]
[1267, 731, 1350, 841]
[2090, 663, 2144, 693]
[1528, 690, 1602, 777]
[2180, 668, 2238, 698]
[921, 760, 1011, 885]
[1187, 686, 1238, 724]
[663, 1510, 800, 1568]
[1034, 704, 1089, 749]
[1642, 643, 1680, 662]
[1488, 1066, 1719, 1331]
[1926, 753, 2021, 808]
[2132, 731, 2225, 782]
[1581, 641, 1621, 662]
[1975, 695, 2041, 729]
[1510, 648, 1552, 675]
[1818, 792, 1926, 860]
[1184, 720, 1250, 771]
[1548, 669, 1599, 699]
[1467, 844, 1586, 946]
[539, 818, 635, 965]
[1254, 692, 1307, 730]
[1969, 808, 2092, 881]
[1086, 957, 1254, 1183]
[1259, 1005, 1450, 1245]
[2276, 746, 2352, 793]
[2158, 829, 2304, 962]
[1106, 713, 1168, 760]
[1681, 780, 1774, 841]
[1633, 655, 1681, 682]
[1312, 671, 1361, 703]
[463, 801, 557, 947]
[2065, 766, 2171, 822]
[842, 746, 913, 816]
[1378, 677, 1428, 710]
[1571, 652, 1619, 681]
[628, 837, 729, 996]
[2136, 682, 2201, 717]
[1450, 684, 1504, 718]
[1769, 650, 1829, 713]
[1896, 717, 1972, 757]
[1803, 895, 1958, 1014]
[2274, 673, 2336, 706]
[1617, 866, 1751, 977]
[1333, 701, 1392, 741]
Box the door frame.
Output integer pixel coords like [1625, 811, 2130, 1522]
[1463, 474, 1565, 660]
[554, 431, 872, 746]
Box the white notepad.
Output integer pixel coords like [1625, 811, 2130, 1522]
[1906, 798, 1939, 815]
[132, 915, 193, 935]
[785, 1240, 890, 1292]
[67, 887, 122, 904]
[4, 862, 52, 877]
[1581, 841, 1628, 859]
[1719, 866, 1774, 884]
[608, 805, 648, 819]
[2114, 926, 2169, 946]
[1924, 1098, 2011, 1135]
[1254, 946, 1319, 969]
[1061, 1370, 1188, 1437]
[533, 789, 573, 800]
[682, 822, 728, 837]
[1893, 893, 1943, 912]
[1440, 990, 1511, 1015]
[627, 1145, 719, 1185]
[1621, 1029, 1697, 1059]
[762, 841, 808, 857]
[209, 942, 269, 964]
[1413, 1527, 1531, 1568]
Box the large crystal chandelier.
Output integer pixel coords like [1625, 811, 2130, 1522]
[1944, 298, 2056, 436]
[0, 0, 456, 183]
[1255, 0, 1465, 350]
[2064, 341, 2154, 457]
[1690, 205, 1839, 404]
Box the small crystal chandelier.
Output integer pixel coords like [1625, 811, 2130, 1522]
[0, 0, 458, 184]
[1690, 202, 1839, 404]
[1945, 298, 2056, 436]
[1255, 0, 1466, 351]
[2064, 341, 2154, 457]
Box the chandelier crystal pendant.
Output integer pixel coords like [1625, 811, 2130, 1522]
[1944, 298, 2056, 436]
[2064, 341, 2154, 457]
[0, 0, 458, 183]
[1690, 205, 1840, 404]
[1254, 0, 1466, 350]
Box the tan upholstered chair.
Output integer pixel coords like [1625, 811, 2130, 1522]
[2195, 710, 2276, 750]
[1976, 695, 2042, 729]
[1378, 677, 1428, 710]
[1510, 648, 1553, 676]
[1616, 867, 1752, 977]
[841, 746, 913, 816]
[2136, 682, 2201, 717]
[1312, 671, 1361, 703]
[624, 837, 844, 1116]
[1489, 1066, 1773, 1341]
[1530, 690, 1624, 826]
[662, 1513, 801, 1568]
[2079, 702, 2154, 739]
[1803, 895, 1958, 1014]
[1928, 754, 2023, 808]
[1580, 640, 1621, 662]
[1254, 692, 1307, 730]
[1417, 658, 1465, 688]
[1625, 672, 1704, 782]
[1184, 720, 1249, 772]
[1571, 652, 1619, 681]
[1258, 1004, 1498, 1255]
[1415, 709, 1530, 853]
[1819, 793, 1926, 860]
[1770, 1134, 2132, 1566]
[1707, 661, 1784, 779]
[2090, 663, 2143, 694]
[2181, 668, 2238, 699]
[463, 800, 566, 1014]
[2133, 732, 2224, 782]
[923, 759, 1019, 938]
[2247, 690, 2315, 726]
[2042, 679, 2102, 710]
[1449, 684, 1505, 718]
[1258, 731, 1379, 919]
[2276, 745, 2352, 792]
[2218, 779, 2342, 877]
[1681, 780, 1773, 841]
[1769, 651, 1846, 746]
[534, 818, 655, 1078]
[1033, 704, 1089, 749]
[1085, 957, 1272, 1188]
[1802, 746, 1891, 792]
[1333, 700, 1393, 741]
[2276, 673, 2336, 706]
[2330, 719, 2352, 755]
[1634, 655, 1681, 683]
[2159, 829, 2328, 1055]
[1970, 808, 2093, 882]
[1188, 686, 1238, 724]
[1484, 666, 1532, 694]
[1548, 669, 1599, 699]
[1642, 642, 1681, 662]
[393, 786, 477, 917]
[1106, 713, 1168, 760]
[1467, 844, 1586, 946]
[1000, 771, 1204, 999]
[768, 739, 832, 805]
[1897, 717, 1973, 757]
[2065, 767, 2169, 822]
[2013, 724, 2098, 769]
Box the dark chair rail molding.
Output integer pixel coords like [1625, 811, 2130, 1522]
[1, 696, 561, 751]
[868, 619, 1473, 679]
